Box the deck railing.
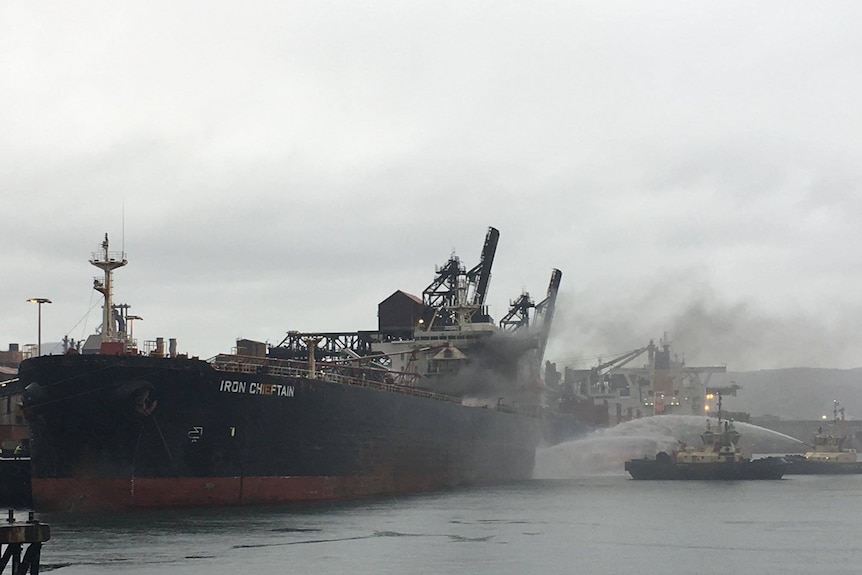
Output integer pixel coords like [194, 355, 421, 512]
[208, 354, 464, 405]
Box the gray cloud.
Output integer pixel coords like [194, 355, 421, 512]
[4, 1, 862, 368]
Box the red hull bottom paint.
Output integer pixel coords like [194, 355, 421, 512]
[32, 475, 460, 512]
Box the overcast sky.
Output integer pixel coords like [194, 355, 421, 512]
[3, 1, 862, 371]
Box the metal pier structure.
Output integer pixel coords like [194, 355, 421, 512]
[0, 510, 49, 575]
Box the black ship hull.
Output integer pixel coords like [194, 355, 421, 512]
[783, 455, 862, 475]
[0, 458, 31, 507]
[19, 354, 541, 511]
[625, 456, 787, 480]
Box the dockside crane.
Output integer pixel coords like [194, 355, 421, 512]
[499, 268, 561, 337]
[421, 226, 499, 329]
[534, 268, 562, 366]
[498, 268, 563, 384]
[466, 226, 499, 308]
[499, 292, 535, 332]
[421, 255, 463, 322]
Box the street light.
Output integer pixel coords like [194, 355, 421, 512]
[27, 298, 52, 356]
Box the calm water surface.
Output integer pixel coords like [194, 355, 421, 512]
[22, 473, 862, 574]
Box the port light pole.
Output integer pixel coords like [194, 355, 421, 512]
[27, 297, 52, 356]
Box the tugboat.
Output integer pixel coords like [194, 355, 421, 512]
[625, 395, 786, 480]
[783, 401, 862, 474]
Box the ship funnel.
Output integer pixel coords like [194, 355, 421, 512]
[169, 338, 177, 358]
[155, 337, 165, 357]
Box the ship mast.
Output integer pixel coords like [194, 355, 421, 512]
[90, 234, 128, 343]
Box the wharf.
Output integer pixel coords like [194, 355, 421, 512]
[0, 510, 50, 574]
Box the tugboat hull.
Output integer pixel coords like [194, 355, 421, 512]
[783, 455, 862, 475]
[0, 458, 31, 507]
[782, 403, 859, 475]
[625, 454, 787, 480]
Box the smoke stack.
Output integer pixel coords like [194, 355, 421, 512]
[156, 337, 164, 356]
[169, 338, 177, 358]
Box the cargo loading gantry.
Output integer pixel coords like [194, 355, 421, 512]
[269, 227, 562, 392]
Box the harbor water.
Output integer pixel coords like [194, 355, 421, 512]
[9, 417, 854, 574]
[22, 472, 862, 574]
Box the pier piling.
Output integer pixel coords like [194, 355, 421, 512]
[0, 510, 50, 575]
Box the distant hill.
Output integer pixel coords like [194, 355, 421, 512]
[720, 367, 862, 420]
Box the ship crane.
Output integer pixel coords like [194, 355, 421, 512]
[554, 344, 653, 402]
[596, 345, 652, 373]
[588, 345, 651, 389]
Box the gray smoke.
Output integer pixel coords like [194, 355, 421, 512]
[548, 277, 862, 371]
[426, 331, 546, 407]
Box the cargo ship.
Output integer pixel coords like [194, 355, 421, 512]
[624, 395, 786, 480]
[19, 229, 576, 511]
[551, 334, 732, 427]
[783, 401, 862, 474]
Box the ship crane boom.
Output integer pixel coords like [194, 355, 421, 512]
[594, 345, 651, 374]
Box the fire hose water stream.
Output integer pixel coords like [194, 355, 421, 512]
[535, 415, 807, 478]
